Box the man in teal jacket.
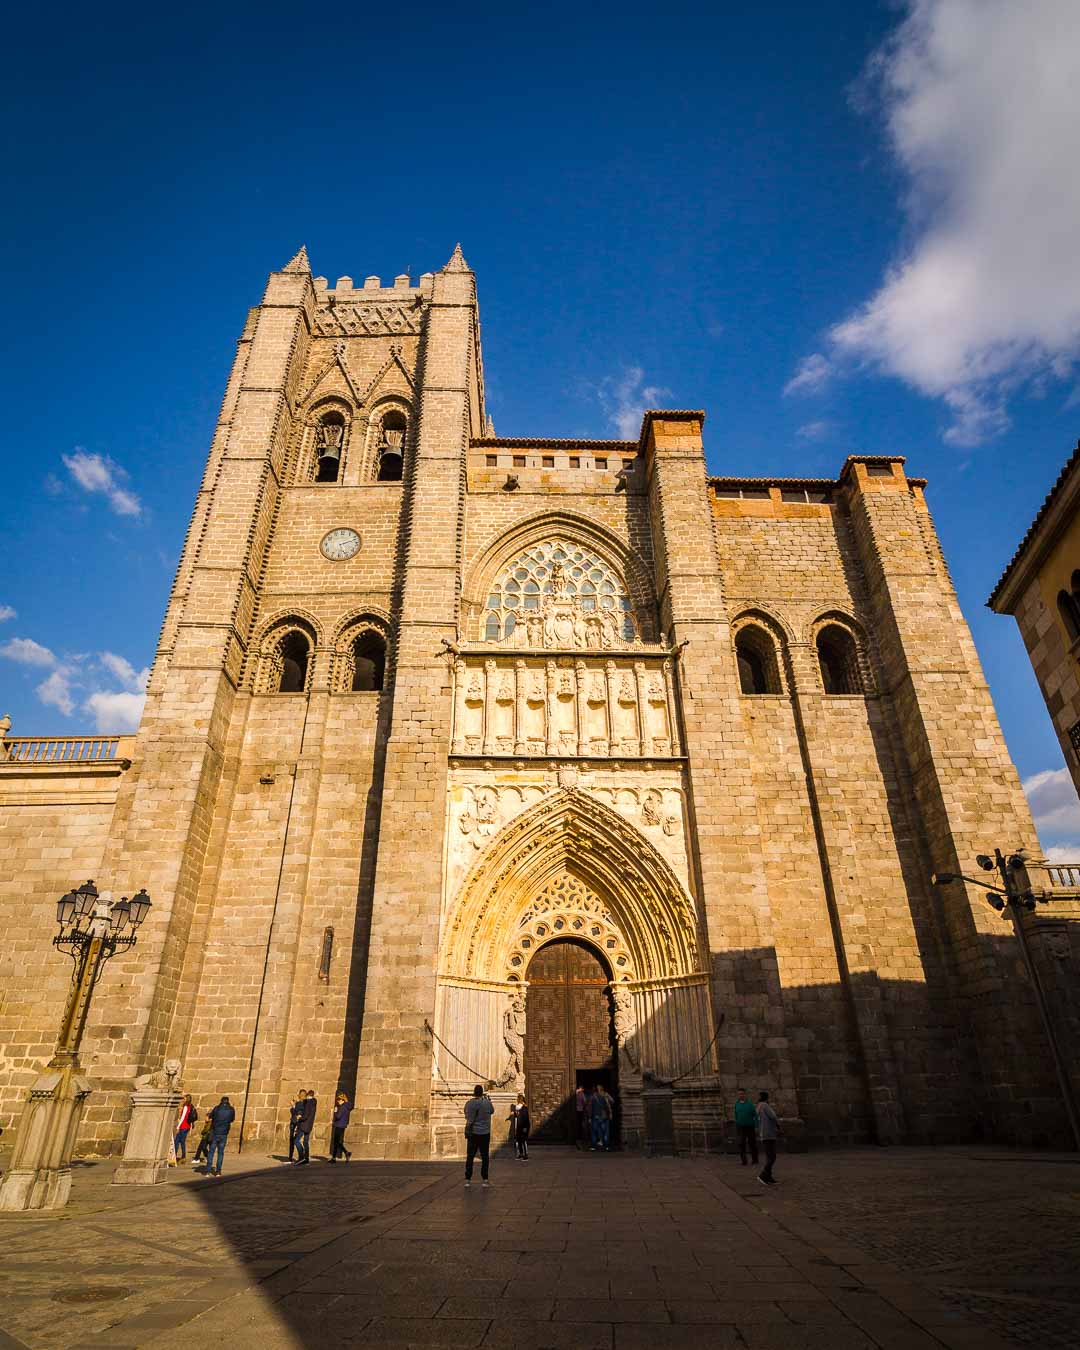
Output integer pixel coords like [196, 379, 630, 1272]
[734, 1088, 758, 1166]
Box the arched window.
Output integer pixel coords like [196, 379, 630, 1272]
[1058, 590, 1080, 643]
[351, 631, 386, 692]
[817, 624, 862, 695]
[315, 412, 345, 483]
[734, 624, 781, 695]
[482, 537, 637, 642]
[376, 410, 407, 482]
[278, 631, 310, 692]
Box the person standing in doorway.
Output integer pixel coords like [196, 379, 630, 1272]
[591, 1084, 613, 1151]
[288, 1091, 306, 1162]
[513, 1093, 530, 1161]
[173, 1094, 197, 1164]
[295, 1088, 317, 1164]
[575, 1084, 588, 1149]
[463, 1084, 495, 1187]
[734, 1088, 759, 1166]
[757, 1091, 780, 1186]
[206, 1096, 235, 1178]
[330, 1092, 352, 1162]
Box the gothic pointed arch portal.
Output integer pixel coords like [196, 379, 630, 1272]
[430, 789, 716, 1154]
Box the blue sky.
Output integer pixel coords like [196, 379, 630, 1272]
[3, 1, 1080, 850]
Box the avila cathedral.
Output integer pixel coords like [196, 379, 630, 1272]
[2, 246, 1076, 1159]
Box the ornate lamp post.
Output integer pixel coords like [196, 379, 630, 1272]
[0, 880, 151, 1211]
[932, 849, 1079, 1150]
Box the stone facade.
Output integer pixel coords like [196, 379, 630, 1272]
[990, 441, 1080, 799]
[2, 248, 1078, 1159]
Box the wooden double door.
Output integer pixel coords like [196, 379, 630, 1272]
[524, 938, 617, 1143]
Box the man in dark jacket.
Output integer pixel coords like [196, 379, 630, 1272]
[294, 1088, 316, 1164]
[207, 1097, 235, 1178]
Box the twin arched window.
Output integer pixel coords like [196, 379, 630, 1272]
[734, 617, 866, 696]
[258, 619, 389, 693]
[307, 405, 411, 484]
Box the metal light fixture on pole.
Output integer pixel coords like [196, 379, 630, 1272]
[931, 849, 1079, 1151]
[0, 880, 151, 1211]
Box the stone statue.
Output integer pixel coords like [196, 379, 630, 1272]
[612, 986, 638, 1071]
[496, 993, 526, 1087]
[641, 793, 663, 828]
[133, 1059, 182, 1094]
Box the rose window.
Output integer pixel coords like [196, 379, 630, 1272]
[483, 539, 636, 642]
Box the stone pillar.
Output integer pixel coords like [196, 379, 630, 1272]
[643, 412, 799, 1118]
[545, 659, 559, 754]
[0, 1065, 92, 1211]
[74, 250, 314, 1154]
[352, 247, 479, 1159]
[574, 659, 588, 755]
[843, 456, 1060, 1145]
[634, 661, 650, 755]
[482, 658, 497, 756]
[514, 659, 528, 755]
[452, 657, 467, 754]
[112, 1086, 183, 1185]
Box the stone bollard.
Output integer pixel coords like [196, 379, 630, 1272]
[642, 1080, 677, 1156]
[112, 1061, 183, 1185]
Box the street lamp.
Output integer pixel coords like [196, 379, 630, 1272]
[0, 880, 151, 1211]
[932, 849, 1079, 1150]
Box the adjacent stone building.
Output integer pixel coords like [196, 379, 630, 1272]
[2, 248, 1078, 1158]
[989, 441, 1080, 798]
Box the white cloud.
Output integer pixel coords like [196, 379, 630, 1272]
[1042, 845, 1080, 865]
[99, 651, 149, 694]
[815, 0, 1080, 445]
[36, 669, 76, 716]
[1023, 767, 1080, 845]
[594, 367, 673, 439]
[0, 605, 15, 623]
[784, 353, 833, 397]
[797, 420, 832, 442]
[0, 637, 56, 667]
[62, 449, 143, 517]
[83, 689, 145, 734]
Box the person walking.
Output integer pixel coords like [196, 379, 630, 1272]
[757, 1091, 780, 1187]
[294, 1088, 317, 1164]
[575, 1084, 588, 1149]
[330, 1092, 352, 1162]
[173, 1094, 197, 1165]
[591, 1083, 613, 1151]
[206, 1096, 235, 1178]
[734, 1088, 759, 1166]
[513, 1094, 530, 1161]
[288, 1091, 306, 1162]
[463, 1083, 495, 1187]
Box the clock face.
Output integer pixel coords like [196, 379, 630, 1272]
[320, 528, 361, 561]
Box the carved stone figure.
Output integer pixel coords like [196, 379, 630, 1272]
[526, 613, 545, 647]
[496, 993, 526, 1087]
[642, 792, 663, 828]
[612, 986, 639, 1071]
[460, 788, 499, 845]
[133, 1059, 182, 1093]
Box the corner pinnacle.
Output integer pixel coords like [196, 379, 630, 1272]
[443, 243, 471, 273]
[281, 245, 311, 274]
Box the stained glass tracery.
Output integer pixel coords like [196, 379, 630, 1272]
[483, 539, 636, 642]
